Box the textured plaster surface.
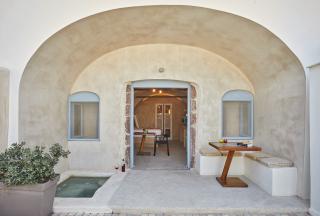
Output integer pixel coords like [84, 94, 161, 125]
[0, 68, 9, 152]
[19, 6, 306, 196]
[69, 44, 252, 172]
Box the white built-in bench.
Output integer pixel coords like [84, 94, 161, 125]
[196, 147, 244, 176]
[196, 147, 297, 196]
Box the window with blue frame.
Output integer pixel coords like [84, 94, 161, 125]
[68, 92, 99, 140]
[222, 90, 253, 139]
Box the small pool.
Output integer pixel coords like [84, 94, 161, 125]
[55, 176, 109, 198]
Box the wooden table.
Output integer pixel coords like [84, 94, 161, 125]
[209, 142, 261, 187]
[134, 131, 156, 155]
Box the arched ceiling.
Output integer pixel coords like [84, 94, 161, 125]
[21, 5, 304, 92]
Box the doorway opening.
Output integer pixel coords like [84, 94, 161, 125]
[129, 80, 192, 170]
[134, 88, 188, 169]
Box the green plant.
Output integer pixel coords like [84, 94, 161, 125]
[0, 142, 70, 185]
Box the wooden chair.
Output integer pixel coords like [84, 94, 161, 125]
[154, 129, 170, 156]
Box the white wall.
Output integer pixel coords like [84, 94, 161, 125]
[1, 0, 320, 144]
[309, 63, 320, 216]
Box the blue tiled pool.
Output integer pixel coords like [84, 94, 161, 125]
[55, 176, 108, 198]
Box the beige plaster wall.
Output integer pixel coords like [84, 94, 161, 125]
[19, 5, 307, 197]
[135, 97, 187, 140]
[254, 60, 306, 197]
[68, 44, 253, 171]
[0, 68, 9, 152]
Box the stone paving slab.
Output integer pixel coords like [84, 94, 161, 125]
[53, 170, 309, 216]
[108, 170, 308, 214]
[52, 213, 309, 216]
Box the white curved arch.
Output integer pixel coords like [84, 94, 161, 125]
[1, 1, 319, 72]
[69, 91, 100, 102]
[222, 90, 254, 101]
[4, 1, 318, 144]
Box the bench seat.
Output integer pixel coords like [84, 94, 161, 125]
[257, 157, 293, 168]
[199, 147, 242, 157]
[244, 151, 272, 160]
[245, 152, 293, 168]
[197, 147, 297, 196]
[244, 156, 297, 196]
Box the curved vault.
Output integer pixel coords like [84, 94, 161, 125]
[19, 6, 307, 197]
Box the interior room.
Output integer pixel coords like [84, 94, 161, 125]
[133, 88, 188, 169]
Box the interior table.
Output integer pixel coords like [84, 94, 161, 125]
[209, 142, 261, 187]
[134, 131, 156, 155]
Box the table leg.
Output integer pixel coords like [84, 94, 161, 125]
[216, 150, 248, 187]
[138, 134, 146, 153]
[221, 150, 234, 182]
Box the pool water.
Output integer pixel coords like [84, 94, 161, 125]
[55, 176, 109, 198]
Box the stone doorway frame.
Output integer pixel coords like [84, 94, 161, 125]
[124, 80, 197, 169]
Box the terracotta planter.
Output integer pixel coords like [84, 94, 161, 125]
[0, 175, 59, 216]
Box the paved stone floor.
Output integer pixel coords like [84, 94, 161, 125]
[52, 213, 309, 216]
[108, 170, 308, 214]
[53, 170, 309, 216]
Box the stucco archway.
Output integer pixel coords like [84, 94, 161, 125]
[19, 6, 307, 197]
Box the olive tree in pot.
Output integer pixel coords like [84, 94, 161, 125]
[0, 142, 70, 216]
